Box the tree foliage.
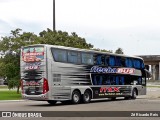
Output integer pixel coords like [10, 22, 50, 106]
[38, 29, 93, 49]
[115, 48, 124, 54]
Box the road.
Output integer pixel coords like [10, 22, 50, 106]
[0, 87, 160, 120]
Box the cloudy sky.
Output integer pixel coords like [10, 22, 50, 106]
[0, 0, 160, 55]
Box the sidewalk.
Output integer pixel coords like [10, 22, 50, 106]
[147, 80, 160, 87]
[0, 88, 17, 91]
[0, 100, 24, 102]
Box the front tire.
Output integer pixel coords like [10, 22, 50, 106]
[72, 91, 81, 104]
[47, 100, 57, 105]
[83, 90, 91, 103]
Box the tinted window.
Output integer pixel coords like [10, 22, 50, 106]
[91, 74, 143, 85]
[125, 58, 133, 67]
[52, 49, 67, 62]
[109, 56, 115, 66]
[133, 59, 141, 69]
[68, 51, 78, 63]
[82, 53, 93, 65]
[115, 56, 121, 66]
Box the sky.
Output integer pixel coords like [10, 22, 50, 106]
[0, 0, 160, 55]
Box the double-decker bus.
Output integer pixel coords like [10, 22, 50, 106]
[20, 44, 148, 105]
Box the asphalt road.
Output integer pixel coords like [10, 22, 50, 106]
[0, 87, 160, 120]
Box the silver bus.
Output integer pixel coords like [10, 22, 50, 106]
[21, 44, 148, 105]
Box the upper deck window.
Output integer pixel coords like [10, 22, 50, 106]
[125, 58, 133, 67]
[68, 51, 78, 64]
[133, 59, 141, 69]
[52, 49, 67, 62]
[82, 53, 93, 65]
[109, 56, 115, 66]
[115, 56, 122, 66]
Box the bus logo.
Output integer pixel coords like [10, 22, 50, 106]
[90, 66, 135, 74]
[100, 87, 120, 93]
[90, 66, 117, 73]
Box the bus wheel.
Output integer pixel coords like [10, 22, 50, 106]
[47, 100, 57, 105]
[72, 90, 81, 104]
[131, 89, 137, 99]
[83, 90, 91, 103]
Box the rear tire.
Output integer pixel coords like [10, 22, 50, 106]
[72, 90, 81, 104]
[47, 100, 57, 105]
[83, 90, 91, 103]
[131, 89, 137, 99]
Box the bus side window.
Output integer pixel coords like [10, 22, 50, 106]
[121, 57, 126, 67]
[120, 76, 124, 85]
[110, 76, 116, 85]
[82, 53, 94, 65]
[116, 76, 119, 85]
[133, 59, 141, 69]
[109, 56, 115, 66]
[52, 49, 67, 62]
[138, 77, 142, 85]
[68, 51, 78, 64]
[94, 54, 105, 65]
[105, 56, 109, 66]
[93, 76, 97, 85]
[115, 57, 121, 66]
[125, 58, 133, 68]
[99, 76, 103, 85]
[93, 75, 103, 85]
[96, 55, 102, 65]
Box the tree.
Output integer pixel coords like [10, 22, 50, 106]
[0, 53, 20, 93]
[115, 48, 124, 54]
[38, 28, 93, 49]
[0, 28, 39, 93]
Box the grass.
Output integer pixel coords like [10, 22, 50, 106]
[0, 90, 21, 100]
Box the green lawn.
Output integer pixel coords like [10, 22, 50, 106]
[0, 90, 22, 100]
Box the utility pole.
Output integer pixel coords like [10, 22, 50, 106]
[53, 0, 55, 31]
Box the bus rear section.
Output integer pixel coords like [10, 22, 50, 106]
[21, 45, 49, 100]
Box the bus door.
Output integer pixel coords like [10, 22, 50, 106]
[140, 69, 147, 95]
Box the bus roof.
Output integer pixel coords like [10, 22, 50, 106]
[22, 44, 143, 60]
